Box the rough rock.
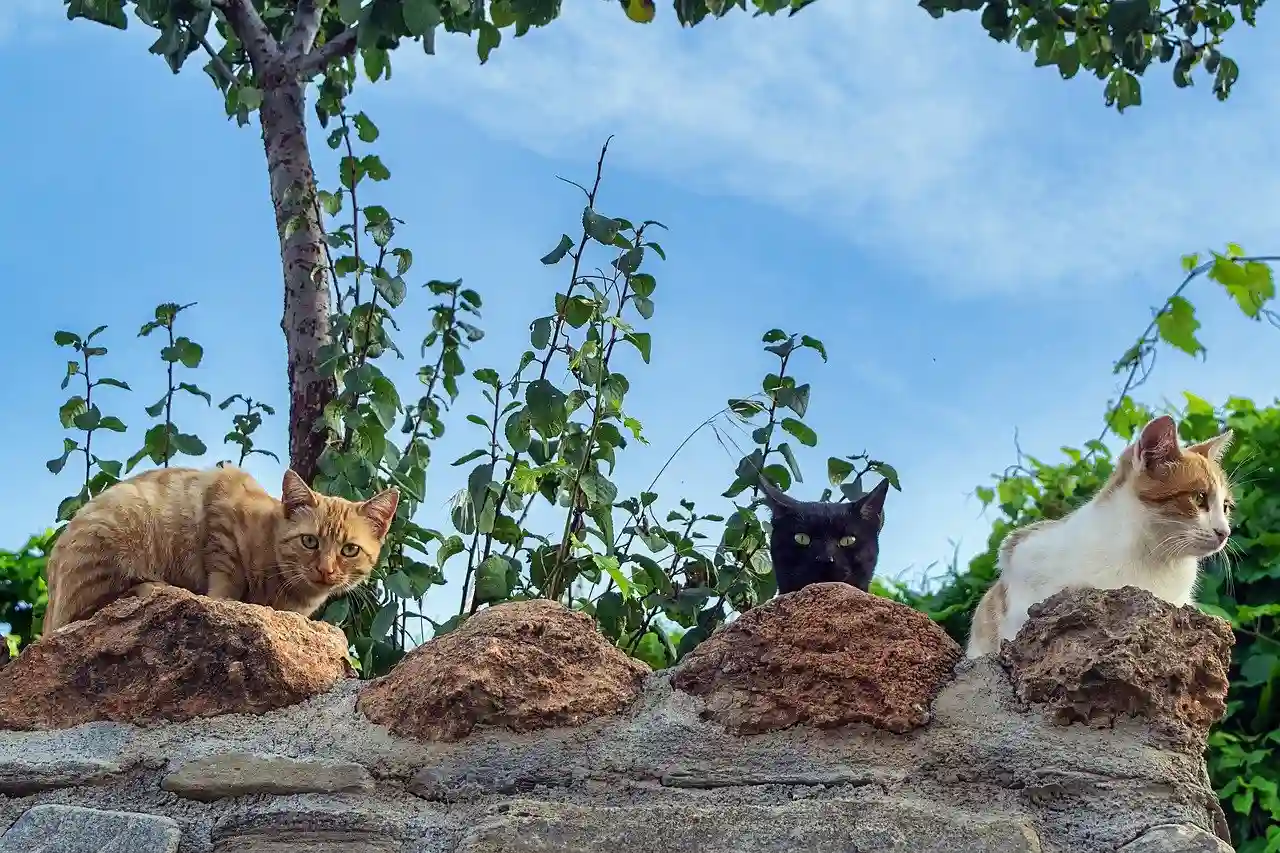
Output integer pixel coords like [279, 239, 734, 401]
[212, 832, 399, 853]
[161, 752, 373, 801]
[1001, 586, 1234, 748]
[456, 799, 1043, 853]
[671, 582, 962, 734]
[0, 756, 123, 796]
[0, 586, 354, 730]
[357, 599, 650, 742]
[0, 804, 181, 853]
[1119, 824, 1235, 852]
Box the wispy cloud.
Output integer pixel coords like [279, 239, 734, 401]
[388, 0, 1280, 299]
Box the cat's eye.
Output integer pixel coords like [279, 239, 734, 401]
[793, 533, 811, 546]
[340, 543, 361, 558]
[838, 535, 857, 547]
[1192, 491, 1208, 509]
[299, 534, 320, 550]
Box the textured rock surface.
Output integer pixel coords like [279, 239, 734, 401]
[1119, 824, 1235, 852]
[0, 587, 354, 731]
[457, 799, 1043, 853]
[671, 583, 962, 734]
[1002, 586, 1234, 748]
[0, 756, 123, 796]
[161, 752, 373, 801]
[0, 804, 180, 853]
[357, 599, 650, 742]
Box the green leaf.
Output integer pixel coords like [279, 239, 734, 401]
[582, 208, 620, 245]
[238, 87, 263, 111]
[799, 334, 827, 361]
[1154, 295, 1204, 357]
[504, 408, 532, 453]
[623, 332, 651, 363]
[541, 234, 574, 265]
[827, 456, 855, 485]
[780, 417, 817, 447]
[383, 571, 415, 599]
[474, 555, 511, 604]
[778, 442, 802, 482]
[531, 316, 553, 350]
[402, 0, 443, 35]
[370, 600, 398, 640]
[59, 396, 87, 428]
[868, 460, 901, 491]
[177, 382, 212, 405]
[171, 433, 207, 456]
[96, 377, 131, 391]
[452, 449, 488, 467]
[374, 273, 407, 308]
[476, 21, 502, 63]
[321, 597, 351, 624]
[578, 468, 618, 507]
[593, 554, 632, 598]
[54, 331, 81, 347]
[526, 379, 568, 438]
[98, 416, 127, 433]
[634, 296, 655, 319]
[46, 438, 78, 475]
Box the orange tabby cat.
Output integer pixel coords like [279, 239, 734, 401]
[44, 465, 398, 631]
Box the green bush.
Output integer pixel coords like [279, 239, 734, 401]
[0, 531, 53, 657]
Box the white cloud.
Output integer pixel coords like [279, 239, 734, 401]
[386, 0, 1280, 298]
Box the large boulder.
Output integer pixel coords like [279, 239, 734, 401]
[1001, 585, 1234, 748]
[671, 582, 962, 734]
[0, 586, 354, 730]
[357, 599, 650, 742]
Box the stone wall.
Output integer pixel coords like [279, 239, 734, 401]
[0, 582, 1237, 853]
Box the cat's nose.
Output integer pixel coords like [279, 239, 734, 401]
[1214, 527, 1230, 543]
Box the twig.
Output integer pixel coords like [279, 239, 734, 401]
[297, 28, 358, 79]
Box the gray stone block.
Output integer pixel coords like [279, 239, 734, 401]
[0, 804, 180, 853]
[0, 757, 123, 796]
[162, 752, 373, 802]
[457, 799, 1043, 853]
[1119, 824, 1235, 852]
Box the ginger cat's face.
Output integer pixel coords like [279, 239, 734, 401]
[276, 470, 399, 594]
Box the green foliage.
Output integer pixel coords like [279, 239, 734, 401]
[129, 302, 211, 471]
[0, 532, 53, 658]
[920, 0, 1266, 111]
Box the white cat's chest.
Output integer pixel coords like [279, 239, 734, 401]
[1000, 497, 1200, 640]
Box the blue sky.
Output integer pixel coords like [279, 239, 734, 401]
[3, 0, 1280, 625]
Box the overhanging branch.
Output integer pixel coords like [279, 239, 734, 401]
[212, 0, 281, 74]
[297, 28, 358, 79]
[285, 0, 326, 58]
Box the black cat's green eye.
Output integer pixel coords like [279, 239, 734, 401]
[299, 534, 320, 550]
[838, 535, 857, 547]
[340, 543, 361, 558]
[793, 533, 811, 546]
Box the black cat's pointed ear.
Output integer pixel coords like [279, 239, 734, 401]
[854, 478, 890, 528]
[757, 476, 798, 513]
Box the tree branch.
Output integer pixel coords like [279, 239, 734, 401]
[297, 28, 358, 79]
[285, 0, 326, 58]
[196, 32, 237, 87]
[213, 0, 281, 74]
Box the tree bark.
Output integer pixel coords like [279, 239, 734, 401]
[258, 60, 334, 486]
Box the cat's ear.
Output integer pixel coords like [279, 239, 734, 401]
[757, 476, 798, 514]
[853, 478, 890, 528]
[359, 487, 400, 539]
[1134, 415, 1181, 472]
[281, 469, 318, 516]
[1189, 429, 1233, 463]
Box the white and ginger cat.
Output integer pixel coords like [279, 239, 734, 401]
[966, 414, 1234, 658]
[45, 465, 398, 632]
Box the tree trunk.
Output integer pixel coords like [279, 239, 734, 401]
[258, 64, 334, 485]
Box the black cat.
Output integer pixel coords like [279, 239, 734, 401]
[759, 477, 890, 594]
